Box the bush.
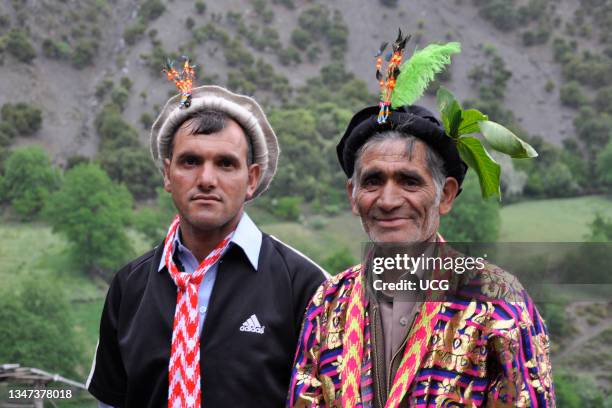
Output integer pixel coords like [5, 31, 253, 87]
[1, 102, 42, 135]
[95, 104, 140, 150]
[0, 121, 16, 147]
[71, 39, 98, 69]
[195, 0, 206, 14]
[559, 81, 588, 108]
[110, 86, 130, 111]
[597, 140, 612, 188]
[99, 147, 161, 200]
[41, 39, 71, 60]
[594, 86, 612, 114]
[43, 163, 134, 277]
[0, 277, 83, 377]
[272, 196, 303, 221]
[5, 29, 36, 63]
[322, 247, 356, 274]
[439, 172, 500, 241]
[123, 21, 146, 45]
[291, 28, 311, 49]
[140, 112, 153, 129]
[139, 0, 165, 21]
[474, 0, 520, 31]
[379, 0, 398, 6]
[1, 146, 61, 219]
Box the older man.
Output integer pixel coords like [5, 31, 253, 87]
[87, 85, 327, 407]
[287, 102, 555, 407]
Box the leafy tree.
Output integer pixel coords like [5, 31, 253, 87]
[271, 196, 303, 221]
[133, 188, 176, 245]
[1, 102, 42, 135]
[597, 140, 612, 189]
[0, 277, 82, 377]
[560, 81, 588, 108]
[0, 121, 16, 147]
[195, 0, 206, 14]
[586, 213, 612, 241]
[43, 164, 134, 278]
[5, 29, 36, 63]
[99, 147, 161, 200]
[95, 104, 140, 150]
[1, 146, 61, 220]
[439, 172, 500, 242]
[322, 247, 356, 274]
[72, 39, 98, 69]
[110, 86, 130, 111]
[139, 0, 165, 21]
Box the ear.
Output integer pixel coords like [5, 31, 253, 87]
[346, 179, 359, 216]
[163, 158, 172, 193]
[245, 163, 262, 200]
[439, 177, 459, 215]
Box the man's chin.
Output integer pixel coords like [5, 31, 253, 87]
[369, 229, 422, 244]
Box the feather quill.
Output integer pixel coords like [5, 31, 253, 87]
[391, 42, 461, 108]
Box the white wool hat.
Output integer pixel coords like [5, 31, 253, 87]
[150, 85, 279, 199]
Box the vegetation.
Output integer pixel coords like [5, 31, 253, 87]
[440, 172, 500, 241]
[1, 102, 42, 136]
[43, 163, 134, 278]
[1, 146, 60, 220]
[0, 277, 83, 378]
[4, 29, 36, 63]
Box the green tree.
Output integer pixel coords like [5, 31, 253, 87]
[1, 146, 60, 220]
[322, 247, 356, 274]
[1, 102, 43, 135]
[597, 140, 612, 188]
[439, 172, 500, 242]
[99, 147, 161, 200]
[43, 164, 134, 278]
[5, 29, 36, 63]
[0, 277, 83, 377]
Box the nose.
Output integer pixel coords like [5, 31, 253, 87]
[196, 161, 217, 191]
[376, 181, 403, 212]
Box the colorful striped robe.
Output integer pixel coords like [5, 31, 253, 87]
[287, 260, 555, 407]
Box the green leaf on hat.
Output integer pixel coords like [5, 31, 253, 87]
[458, 109, 488, 136]
[436, 86, 462, 138]
[456, 136, 501, 200]
[479, 120, 538, 158]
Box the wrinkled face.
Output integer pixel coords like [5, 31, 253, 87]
[163, 118, 260, 233]
[348, 138, 454, 243]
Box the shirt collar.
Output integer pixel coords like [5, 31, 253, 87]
[158, 212, 262, 272]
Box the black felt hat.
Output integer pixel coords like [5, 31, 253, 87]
[336, 105, 468, 188]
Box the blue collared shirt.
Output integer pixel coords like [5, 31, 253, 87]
[98, 212, 262, 408]
[158, 211, 262, 334]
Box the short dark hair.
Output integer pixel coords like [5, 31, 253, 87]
[170, 110, 254, 165]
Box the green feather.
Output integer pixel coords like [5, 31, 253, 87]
[391, 42, 461, 108]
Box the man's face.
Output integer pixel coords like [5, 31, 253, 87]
[347, 138, 456, 243]
[163, 118, 260, 233]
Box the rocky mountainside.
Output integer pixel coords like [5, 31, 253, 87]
[0, 0, 605, 164]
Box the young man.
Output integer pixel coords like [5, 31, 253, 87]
[87, 85, 327, 407]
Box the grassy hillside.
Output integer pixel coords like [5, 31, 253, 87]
[499, 195, 612, 241]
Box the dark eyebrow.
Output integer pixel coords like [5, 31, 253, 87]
[395, 169, 426, 184]
[360, 168, 384, 181]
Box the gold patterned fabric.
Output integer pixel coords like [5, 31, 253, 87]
[287, 259, 555, 407]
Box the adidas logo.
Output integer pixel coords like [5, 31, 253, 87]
[239, 314, 265, 334]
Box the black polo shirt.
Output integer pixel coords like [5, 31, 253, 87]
[87, 233, 327, 407]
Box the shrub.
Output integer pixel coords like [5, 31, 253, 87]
[41, 39, 71, 60]
[123, 21, 146, 45]
[594, 86, 612, 114]
[559, 81, 588, 108]
[0, 121, 16, 147]
[195, 0, 206, 14]
[291, 28, 311, 49]
[43, 163, 134, 277]
[139, 0, 165, 22]
[379, 0, 398, 6]
[71, 39, 98, 68]
[597, 140, 612, 188]
[5, 29, 36, 63]
[0, 277, 83, 377]
[1, 102, 42, 135]
[272, 196, 303, 221]
[110, 86, 130, 111]
[322, 247, 356, 274]
[99, 147, 161, 200]
[1, 146, 61, 219]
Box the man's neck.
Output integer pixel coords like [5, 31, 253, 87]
[179, 211, 243, 263]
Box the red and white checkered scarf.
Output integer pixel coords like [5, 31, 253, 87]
[163, 215, 233, 408]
